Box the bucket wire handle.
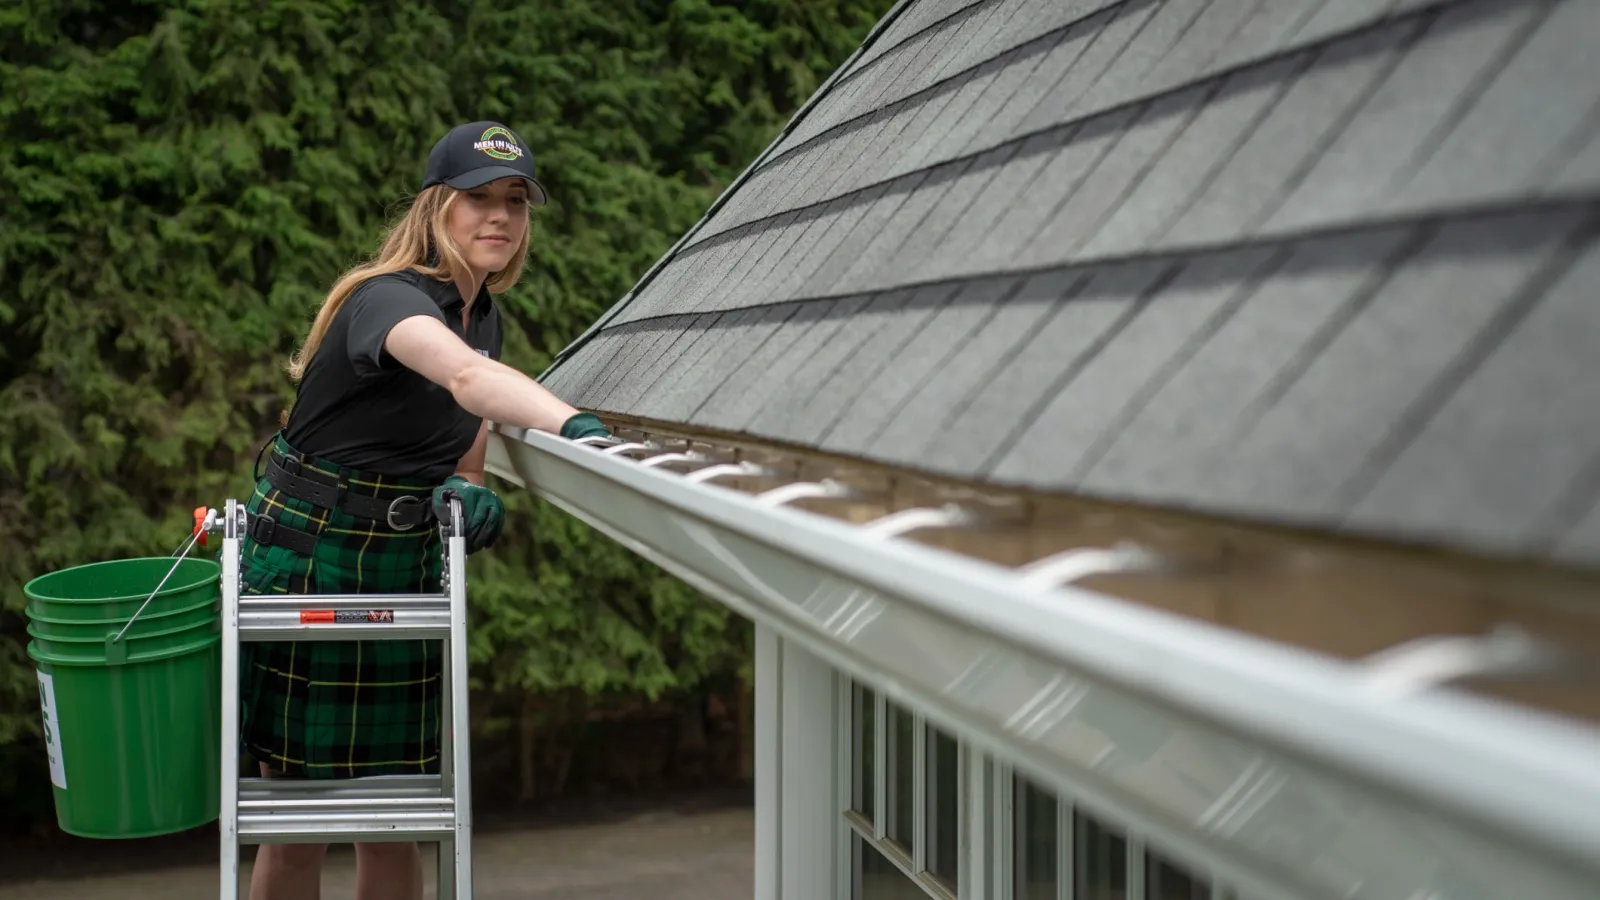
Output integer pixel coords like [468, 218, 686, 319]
[113, 507, 217, 645]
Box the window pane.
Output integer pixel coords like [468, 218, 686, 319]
[1149, 852, 1211, 900]
[853, 684, 875, 822]
[854, 833, 928, 900]
[925, 728, 960, 886]
[1075, 811, 1127, 900]
[1013, 778, 1058, 900]
[887, 703, 915, 848]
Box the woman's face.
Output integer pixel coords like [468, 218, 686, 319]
[448, 177, 531, 275]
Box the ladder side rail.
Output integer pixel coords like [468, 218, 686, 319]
[445, 497, 472, 899]
[219, 499, 243, 900]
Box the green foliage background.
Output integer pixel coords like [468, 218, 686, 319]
[0, 0, 890, 832]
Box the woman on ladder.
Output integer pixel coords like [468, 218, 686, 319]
[240, 120, 611, 900]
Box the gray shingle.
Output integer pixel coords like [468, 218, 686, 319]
[607, 314, 724, 412]
[795, 185, 896, 297]
[1078, 55, 1301, 258]
[832, 162, 971, 294]
[1073, 0, 1214, 115]
[777, 284, 962, 443]
[1554, 494, 1600, 568]
[757, 205, 841, 303]
[1551, 118, 1600, 194]
[876, 146, 1019, 289]
[785, 198, 878, 299]
[1386, 1, 1596, 213]
[820, 110, 899, 200]
[1345, 232, 1600, 555]
[941, 0, 1013, 76]
[988, 0, 1071, 54]
[1191, 211, 1585, 521]
[633, 312, 739, 411]
[548, 0, 1600, 564]
[1018, 0, 1161, 133]
[806, 177, 927, 298]
[590, 325, 673, 412]
[764, 140, 839, 214]
[694, 221, 790, 314]
[926, 269, 1139, 475]
[1264, 0, 1548, 235]
[1020, 84, 1214, 269]
[1142, 0, 1275, 94]
[675, 234, 750, 316]
[969, 108, 1137, 268]
[877, 79, 968, 181]
[1289, 0, 1398, 48]
[992, 253, 1288, 485]
[871, 9, 971, 112]
[564, 331, 628, 408]
[1076, 227, 1414, 498]
[653, 306, 797, 421]
[1160, 21, 1418, 248]
[728, 215, 816, 309]
[747, 293, 900, 436]
[1210, 0, 1326, 71]
[923, 132, 1062, 281]
[694, 300, 845, 432]
[585, 324, 666, 410]
[867, 274, 1066, 465]
[973, 20, 1096, 150]
[826, 278, 1016, 454]
[941, 45, 1053, 160]
[897, 68, 999, 174]
[844, 105, 923, 191]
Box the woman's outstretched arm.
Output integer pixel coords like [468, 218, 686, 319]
[384, 314, 584, 435]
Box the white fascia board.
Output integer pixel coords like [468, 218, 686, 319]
[485, 423, 1600, 900]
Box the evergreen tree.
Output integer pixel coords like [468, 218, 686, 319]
[0, 0, 891, 831]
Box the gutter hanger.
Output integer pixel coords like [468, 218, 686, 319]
[484, 422, 1600, 900]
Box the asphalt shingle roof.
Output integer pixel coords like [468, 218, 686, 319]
[543, 0, 1600, 569]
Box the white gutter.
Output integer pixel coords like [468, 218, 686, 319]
[485, 423, 1600, 900]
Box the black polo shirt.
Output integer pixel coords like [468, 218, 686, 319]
[283, 268, 503, 482]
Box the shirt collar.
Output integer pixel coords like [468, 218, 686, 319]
[404, 266, 494, 320]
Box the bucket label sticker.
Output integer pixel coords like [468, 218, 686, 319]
[37, 670, 67, 790]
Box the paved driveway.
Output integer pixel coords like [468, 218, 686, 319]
[5, 808, 754, 899]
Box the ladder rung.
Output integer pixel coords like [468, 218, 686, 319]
[238, 595, 450, 641]
[238, 797, 456, 843]
[239, 774, 442, 801]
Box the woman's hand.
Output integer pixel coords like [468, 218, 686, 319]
[431, 475, 505, 553]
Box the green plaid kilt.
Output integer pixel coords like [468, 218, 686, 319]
[239, 433, 445, 780]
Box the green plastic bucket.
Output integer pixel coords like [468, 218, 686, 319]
[23, 557, 223, 839]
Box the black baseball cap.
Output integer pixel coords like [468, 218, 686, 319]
[421, 121, 549, 206]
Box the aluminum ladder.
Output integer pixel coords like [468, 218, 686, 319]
[212, 496, 474, 899]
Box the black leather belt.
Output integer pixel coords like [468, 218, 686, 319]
[246, 449, 437, 556]
[265, 452, 433, 530]
[247, 511, 320, 556]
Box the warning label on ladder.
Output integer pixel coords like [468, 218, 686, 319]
[37, 670, 67, 790]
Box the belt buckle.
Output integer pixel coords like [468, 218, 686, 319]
[387, 495, 426, 531]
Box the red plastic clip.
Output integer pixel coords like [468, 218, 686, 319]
[192, 506, 209, 547]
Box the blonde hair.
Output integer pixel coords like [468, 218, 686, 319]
[286, 184, 531, 382]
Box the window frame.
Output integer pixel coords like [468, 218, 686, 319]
[840, 675, 1243, 900]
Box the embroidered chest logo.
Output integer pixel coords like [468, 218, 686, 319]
[473, 126, 524, 162]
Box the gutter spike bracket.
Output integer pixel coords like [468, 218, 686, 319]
[1016, 542, 1174, 591]
[860, 503, 980, 539]
[1356, 625, 1600, 697]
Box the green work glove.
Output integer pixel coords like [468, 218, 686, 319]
[432, 475, 504, 553]
[560, 412, 613, 442]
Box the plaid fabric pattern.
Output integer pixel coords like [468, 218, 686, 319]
[239, 433, 446, 780]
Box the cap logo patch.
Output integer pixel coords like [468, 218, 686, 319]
[473, 126, 524, 162]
